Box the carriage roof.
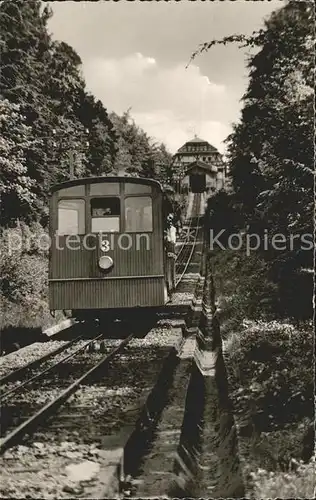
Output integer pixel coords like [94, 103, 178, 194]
[50, 176, 163, 194]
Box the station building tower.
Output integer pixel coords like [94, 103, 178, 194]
[172, 136, 226, 193]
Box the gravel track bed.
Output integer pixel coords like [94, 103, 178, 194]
[1, 346, 117, 438]
[0, 341, 71, 380]
[0, 328, 181, 499]
[170, 291, 194, 304]
[0, 340, 100, 395]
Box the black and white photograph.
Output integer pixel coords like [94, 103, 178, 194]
[0, 0, 314, 498]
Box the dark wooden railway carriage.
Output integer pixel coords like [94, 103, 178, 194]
[49, 176, 173, 320]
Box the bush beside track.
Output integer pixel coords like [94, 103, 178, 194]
[0, 223, 68, 354]
[208, 249, 314, 498]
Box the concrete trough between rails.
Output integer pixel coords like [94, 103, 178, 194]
[155, 329, 245, 498]
[131, 335, 197, 497]
[84, 324, 188, 499]
[182, 329, 245, 498]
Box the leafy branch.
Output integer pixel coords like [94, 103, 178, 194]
[187, 31, 265, 68]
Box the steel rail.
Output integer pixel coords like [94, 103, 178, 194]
[175, 194, 201, 262]
[1, 334, 104, 401]
[175, 193, 200, 262]
[175, 193, 201, 287]
[174, 193, 201, 264]
[0, 336, 82, 387]
[0, 333, 134, 455]
[175, 225, 197, 267]
[175, 215, 194, 263]
[175, 214, 201, 288]
[175, 194, 200, 264]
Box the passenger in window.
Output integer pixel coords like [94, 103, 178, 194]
[91, 198, 120, 232]
[93, 208, 105, 217]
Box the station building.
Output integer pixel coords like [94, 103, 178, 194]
[172, 136, 226, 193]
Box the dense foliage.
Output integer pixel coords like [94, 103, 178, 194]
[0, 0, 173, 228]
[0, 0, 117, 224]
[227, 321, 313, 432]
[0, 222, 50, 331]
[202, 1, 314, 320]
[0, 100, 36, 224]
[224, 319, 314, 495]
[110, 110, 173, 179]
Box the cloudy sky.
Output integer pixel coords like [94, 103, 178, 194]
[48, 0, 284, 154]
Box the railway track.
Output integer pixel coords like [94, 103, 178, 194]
[0, 334, 134, 454]
[0, 337, 82, 387]
[175, 220, 201, 288]
[175, 193, 202, 291]
[0, 327, 184, 498]
[0, 336, 104, 402]
[175, 193, 201, 266]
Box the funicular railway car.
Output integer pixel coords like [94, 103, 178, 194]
[49, 176, 176, 322]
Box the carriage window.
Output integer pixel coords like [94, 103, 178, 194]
[58, 199, 85, 235]
[125, 196, 152, 232]
[125, 183, 152, 195]
[90, 183, 119, 196]
[91, 197, 120, 232]
[58, 185, 85, 196]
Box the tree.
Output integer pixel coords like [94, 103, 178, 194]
[110, 110, 173, 182]
[0, 100, 36, 225]
[0, 0, 51, 104]
[77, 94, 117, 177]
[227, 3, 313, 237]
[0, 0, 117, 217]
[195, 1, 314, 318]
[153, 143, 174, 183]
[0, 0, 53, 213]
[110, 111, 150, 176]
